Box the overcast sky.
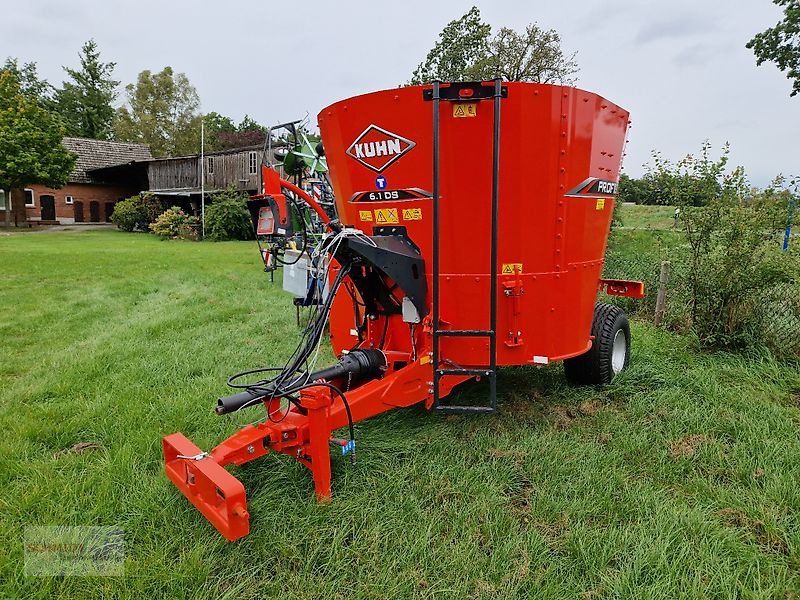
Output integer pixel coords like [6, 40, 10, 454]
[2, 0, 796, 186]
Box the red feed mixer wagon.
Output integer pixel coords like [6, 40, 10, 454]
[163, 80, 644, 541]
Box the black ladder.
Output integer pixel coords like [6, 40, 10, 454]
[428, 79, 504, 414]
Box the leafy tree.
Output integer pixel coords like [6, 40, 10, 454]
[204, 111, 236, 151]
[409, 7, 491, 84]
[217, 115, 268, 149]
[468, 25, 579, 84]
[56, 39, 119, 140]
[1, 58, 55, 108]
[747, 0, 800, 96]
[113, 67, 201, 157]
[409, 7, 578, 85]
[0, 69, 76, 227]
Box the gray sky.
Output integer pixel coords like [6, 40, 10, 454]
[2, 0, 796, 186]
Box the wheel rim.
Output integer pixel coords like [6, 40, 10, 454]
[611, 329, 627, 375]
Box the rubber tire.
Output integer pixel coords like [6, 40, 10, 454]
[564, 303, 630, 385]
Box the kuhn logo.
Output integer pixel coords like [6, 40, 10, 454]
[346, 125, 416, 173]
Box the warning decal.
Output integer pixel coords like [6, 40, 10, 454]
[502, 263, 523, 274]
[453, 102, 477, 118]
[595, 198, 606, 210]
[374, 208, 399, 224]
[359, 210, 373, 221]
[402, 208, 423, 221]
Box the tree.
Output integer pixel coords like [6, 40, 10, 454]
[409, 7, 491, 84]
[212, 114, 268, 150]
[0, 70, 76, 226]
[203, 111, 236, 151]
[113, 67, 201, 157]
[468, 25, 579, 84]
[409, 7, 578, 85]
[56, 39, 119, 140]
[747, 0, 800, 96]
[1, 58, 55, 108]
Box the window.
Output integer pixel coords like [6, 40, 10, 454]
[0, 189, 5, 210]
[65, 195, 74, 205]
[24, 189, 35, 207]
[248, 151, 258, 175]
[207, 157, 214, 175]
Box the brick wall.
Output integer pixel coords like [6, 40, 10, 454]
[15, 183, 140, 225]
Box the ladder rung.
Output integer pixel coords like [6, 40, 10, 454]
[438, 368, 494, 377]
[435, 329, 494, 337]
[434, 405, 496, 414]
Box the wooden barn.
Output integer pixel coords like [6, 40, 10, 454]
[89, 145, 287, 214]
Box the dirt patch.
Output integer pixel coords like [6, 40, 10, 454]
[534, 511, 570, 543]
[719, 508, 789, 555]
[578, 399, 602, 416]
[548, 400, 607, 430]
[669, 434, 711, 458]
[550, 405, 580, 430]
[508, 478, 536, 516]
[54, 441, 102, 458]
[504, 392, 548, 425]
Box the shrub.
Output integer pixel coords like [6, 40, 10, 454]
[204, 189, 253, 241]
[680, 182, 799, 349]
[111, 193, 164, 232]
[149, 206, 198, 239]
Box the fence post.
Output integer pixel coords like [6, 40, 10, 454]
[654, 261, 671, 326]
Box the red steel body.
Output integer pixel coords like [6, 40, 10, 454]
[321, 81, 630, 365]
[163, 82, 634, 541]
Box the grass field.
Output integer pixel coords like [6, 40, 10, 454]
[2, 230, 800, 599]
[617, 204, 678, 230]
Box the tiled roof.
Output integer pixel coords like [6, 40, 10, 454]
[62, 137, 152, 183]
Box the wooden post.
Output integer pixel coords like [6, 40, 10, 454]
[654, 261, 671, 326]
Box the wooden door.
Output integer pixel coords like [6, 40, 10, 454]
[40, 195, 55, 221]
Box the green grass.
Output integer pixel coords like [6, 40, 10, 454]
[618, 204, 678, 230]
[2, 231, 800, 599]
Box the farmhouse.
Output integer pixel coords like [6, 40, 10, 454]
[0, 137, 152, 226]
[0, 139, 290, 227]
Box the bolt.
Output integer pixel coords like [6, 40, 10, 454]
[247, 446, 255, 454]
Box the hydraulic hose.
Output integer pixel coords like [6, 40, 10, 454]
[216, 348, 386, 415]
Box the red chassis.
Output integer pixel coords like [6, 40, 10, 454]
[164, 346, 458, 541]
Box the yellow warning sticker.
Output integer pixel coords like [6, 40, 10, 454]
[359, 210, 373, 221]
[453, 102, 477, 118]
[502, 263, 523, 274]
[374, 208, 399, 224]
[402, 207, 423, 221]
[595, 198, 606, 210]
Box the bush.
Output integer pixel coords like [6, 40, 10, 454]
[680, 184, 799, 349]
[111, 193, 164, 232]
[204, 189, 253, 241]
[149, 206, 198, 239]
